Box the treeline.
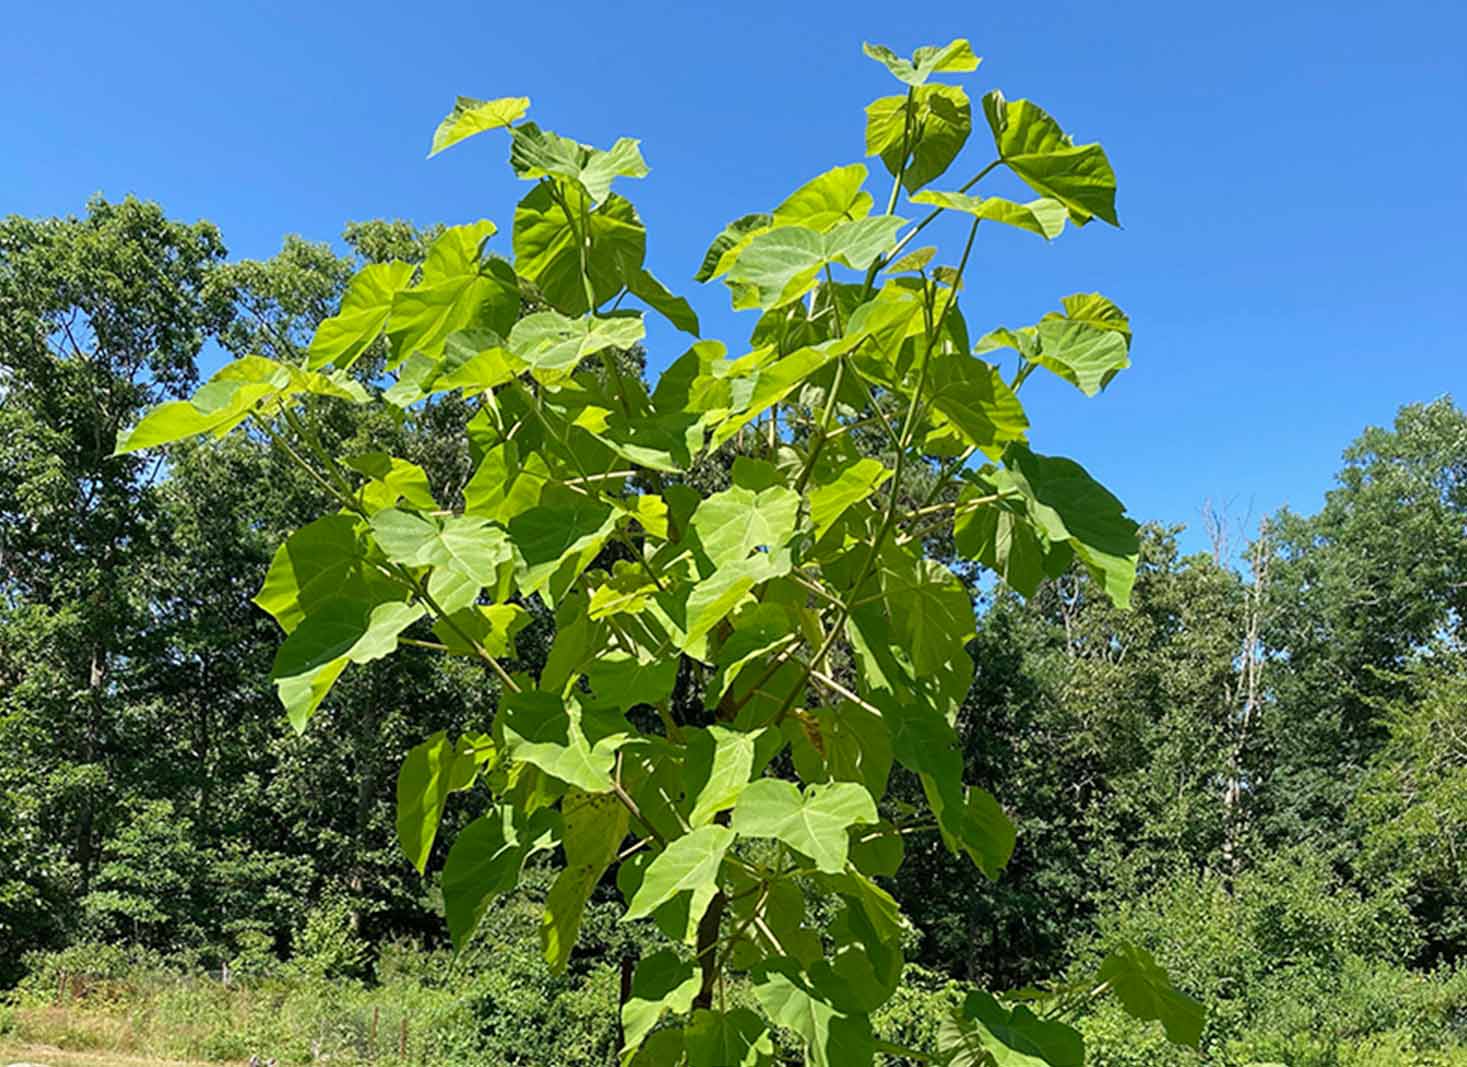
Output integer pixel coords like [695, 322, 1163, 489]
[2, 198, 1465, 1065]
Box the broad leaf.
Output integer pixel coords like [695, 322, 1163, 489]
[509, 122, 648, 205]
[909, 189, 1066, 240]
[1097, 944, 1206, 1047]
[938, 990, 1084, 1067]
[542, 789, 628, 972]
[862, 38, 979, 87]
[982, 90, 1118, 226]
[442, 805, 558, 948]
[623, 824, 735, 934]
[621, 950, 701, 1060]
[866, 84, 971, 192]
[732, 779, 878, 873]
[429, 95, 530, 157]
[500, 689, 631, 793]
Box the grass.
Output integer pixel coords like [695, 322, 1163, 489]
[0, 1041, 226, 1067]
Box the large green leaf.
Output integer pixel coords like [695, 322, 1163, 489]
[429, 95, 529, 157]
[1096, 944, 1206, 1047]
[623, 824, 735, 934]
[1029, 293, 1133, 396]
[772, 164, 874, 233]
[732, 779, 878, 874]
[695, 213, 773, 283]
[441, 805, 558, 948]
[866, 84, 971, 193]
[307, 261, 414, 370]
[386, 256, 520, 363]
[1001, 443, 1140, 608]
[513, 180, 647, 315]
[685, 1008, 774, 1067]
[542, 789, 628, 972]
[683, 726, 765, 828]
[722, 216, 905, 310]
[586, 648, 679, 711]
[690, 484, 800, 567]
[924, 353, 1029, 451]
[272, 598, 425, 682]
[621, 950, 701, 1060]
[953, 483, 1071, 598]
[909, 189, 1066, 240]
[982, 90, 1118, 226]
[509, 122, 648, 205]
[397, 731, 466, 874]
[628, 268, 700, 336]
[508, 495, 619, 596]
[752, 963, 874, 1067]
[938, 990, 1084, 1067]
[500, 690, 631, 793]
[343, 452, 436, 512]
[508, 309, 645, 379]
[810, 458, 892, 539]
[862, 38, 979, 87]
[254, 514, 389, 633]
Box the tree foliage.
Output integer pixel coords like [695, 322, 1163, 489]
[111, 37, 1201, 1065]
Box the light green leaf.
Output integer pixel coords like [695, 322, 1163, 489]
[691, 484, 800, 567]
[880, 554, 975, 676]
[387, 257, 520, 363]
[442, 805, 558, 949]
[909, 189, 1067, 240]
[953, 483, 1071, 598]
[682, 555, 780, 651]
[1001, 443, 1140, 608]
[272, 598, 425, 681]
[508, 496, 618, 596]
[723, 216, 904, 311]
[752, 964, 874, 1067]
[429, 95, 529, 158]
[695, 212, 773, 283]
[685, 1008, 774, 1067]
[924, 353, 1029, 450]
[1029, 293, 1133, 396]
[684, 726, 765, 828]
[862, 38, 979, 87]
[509, 122, 648, 205]
[343, 452, 436, 512]
[772, 164, 874, 234]
[370, 509, 511, 583]
[938, 990, 1084, 1067]
[464, 442, 549, 524]
[810, 458, 891, 539]
[542, 789, 628, 972]
[397, 731, 456, 874]
[628, 268, 700, 336]
[732, 779, 878, 874]
[431, 603, 530, 658]
[1097, 943, 1206, 1047]
[982, 90, 1119, 226]
[508, 309, 646, 378]
[274, 657, 348, 735]
[500, 690, 631, 793]
[866, 84, 971, 193]
[307, 261, 414, 370]
[621, 950, 701, 1061]
[623, 824, 735, 932]
[587, 649, 679, 711]
[513, 181, 646, 315]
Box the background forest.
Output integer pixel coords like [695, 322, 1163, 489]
[1, 199, 1465, 1066]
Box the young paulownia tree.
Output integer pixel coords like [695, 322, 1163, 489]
[118, 37, 1203, 1067]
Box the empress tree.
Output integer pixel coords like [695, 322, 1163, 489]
[118, 38, 1201, 1066]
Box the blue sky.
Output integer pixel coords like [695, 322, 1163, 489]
[3, 1, 1463, 552]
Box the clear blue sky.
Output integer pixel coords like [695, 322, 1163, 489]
[4, 1, 1463, 552]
